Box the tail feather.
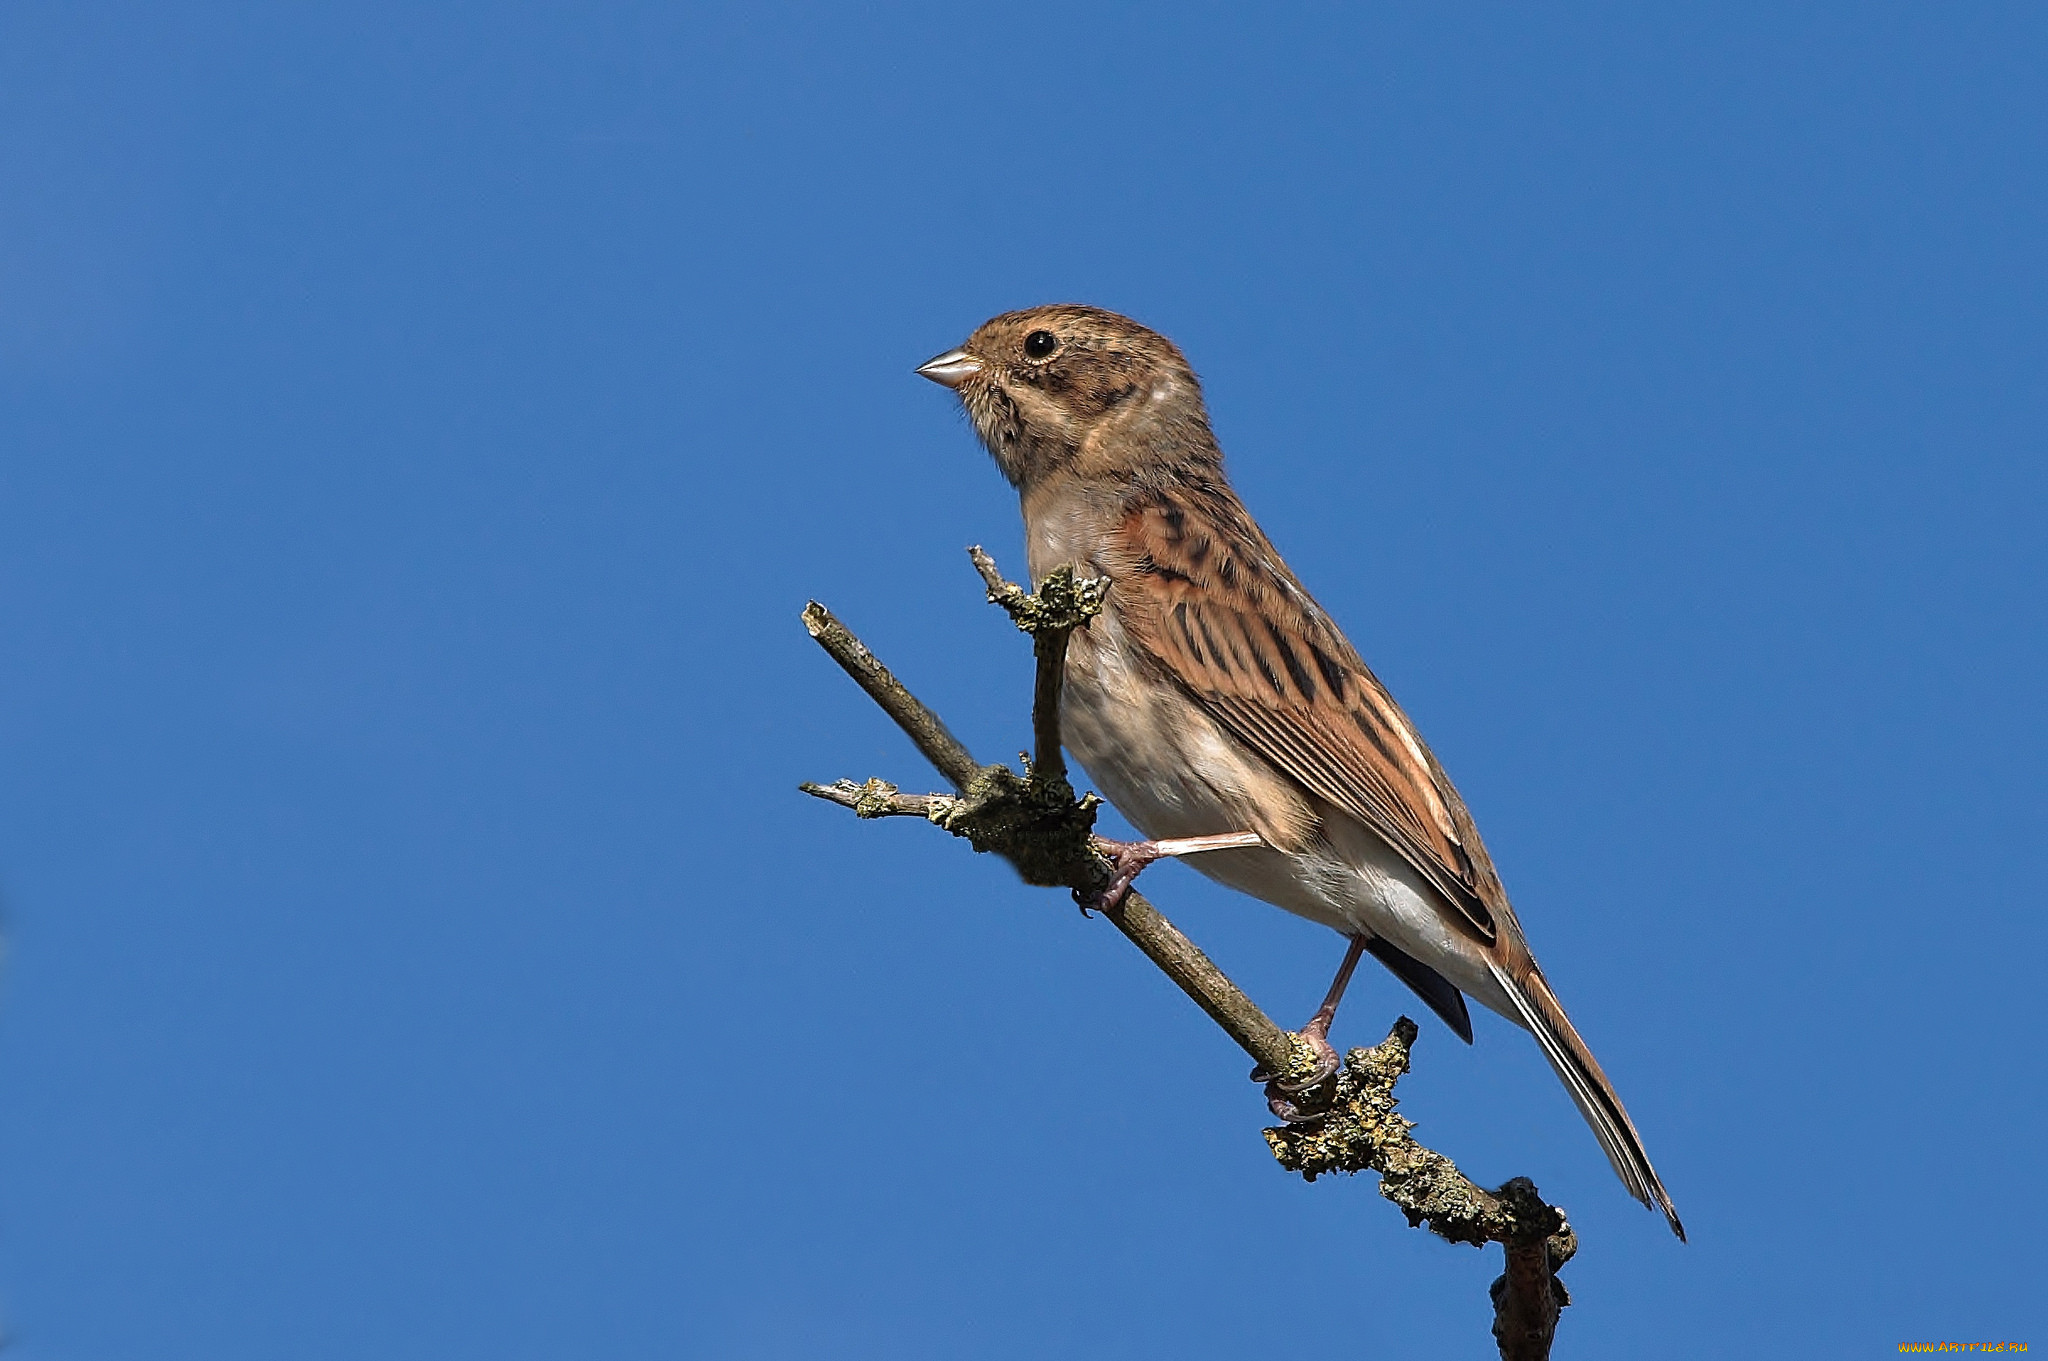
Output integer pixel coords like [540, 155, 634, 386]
[1364, 935, 1474, 1044]
[1490, 963, 1686, 1241]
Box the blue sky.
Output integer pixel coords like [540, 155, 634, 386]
[3, 3, 2043, 1357]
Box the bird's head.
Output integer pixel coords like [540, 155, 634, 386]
[918, 304, 1221, 490]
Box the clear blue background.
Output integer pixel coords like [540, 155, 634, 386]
[3, 4, 2042, 1357]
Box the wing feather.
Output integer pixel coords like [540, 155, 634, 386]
[1114, 485, 1501, 944]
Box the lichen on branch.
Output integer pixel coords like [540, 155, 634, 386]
[1264, 1018, 1578, 1263]
[971, 547, 1110, 635]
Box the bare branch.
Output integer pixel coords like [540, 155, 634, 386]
[968, 544, 1020, 603]
[798, 779, 955, 820]
[802, 602, 980, 790]
[1098, 887, 1302, 1077]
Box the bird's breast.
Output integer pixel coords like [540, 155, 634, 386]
[1059, 603, 1312, 850]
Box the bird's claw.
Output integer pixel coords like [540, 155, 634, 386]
[1074, 830, 1267, 915]
[1249, 1030, 1342, 1123]
[1074, 840, 1163, 916]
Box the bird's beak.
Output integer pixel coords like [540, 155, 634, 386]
[916, 348, 984, 389]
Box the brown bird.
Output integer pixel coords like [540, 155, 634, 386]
[918, 304, 1684, 1239]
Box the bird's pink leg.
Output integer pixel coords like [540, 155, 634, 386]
[1255, 933, 1369, 1122]
[1300, 932, 1369, 1052]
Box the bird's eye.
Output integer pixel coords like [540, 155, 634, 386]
[1024, 330, 1059, 360]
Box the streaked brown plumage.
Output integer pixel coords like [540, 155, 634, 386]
[919, 304, 1684, 1239]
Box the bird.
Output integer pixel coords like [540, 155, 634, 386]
[916, 304, 1684, 1239]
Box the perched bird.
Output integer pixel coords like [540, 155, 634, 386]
[918, 305, 1684, 1239]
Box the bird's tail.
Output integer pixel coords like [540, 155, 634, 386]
[1490, 962, 1685, 1241]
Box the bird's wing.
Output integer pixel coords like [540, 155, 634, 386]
[1108, 485, 1502, 945]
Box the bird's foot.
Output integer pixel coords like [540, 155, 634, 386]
[1073, 830, 1264, 916]
[1074, 838, 1160, 916]
[1248, 935, 1367, 1122]
[1250, 1022, 1342, 1123]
